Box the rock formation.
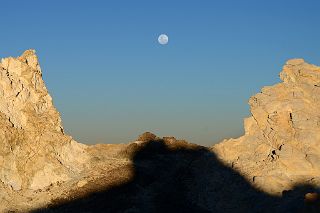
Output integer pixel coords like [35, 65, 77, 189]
[0, 50, 91, 211]
[213, 59, 320, 195]
[1, 50, 320, 212]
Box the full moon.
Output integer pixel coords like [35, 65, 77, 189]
[158, 34, 169, 45]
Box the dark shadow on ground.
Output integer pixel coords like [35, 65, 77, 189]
[32, 138, 320, 213]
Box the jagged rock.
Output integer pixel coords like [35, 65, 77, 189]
[1, 50, 320, 212]
[213, 58, 320, 195]
[137, 132, 157, 142]
[0, 50, 89, 193]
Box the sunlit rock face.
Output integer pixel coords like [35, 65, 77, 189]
[1, 50, 320, 212]
[213, 59, 320, 194]
[0, 50, 89, 192]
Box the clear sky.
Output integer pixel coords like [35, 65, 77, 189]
[1, 0, 319, 146]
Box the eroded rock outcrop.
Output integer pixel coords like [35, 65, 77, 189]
[213, 58, 320, 195]
[0, 50, 89, 192]
[1, 50, 320, 212]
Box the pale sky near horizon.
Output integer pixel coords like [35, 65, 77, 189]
[1, 0, 320, 146]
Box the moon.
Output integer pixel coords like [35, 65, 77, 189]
[158, 34, 169, 45]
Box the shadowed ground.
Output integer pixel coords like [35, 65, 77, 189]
[32, 138, 320, 213]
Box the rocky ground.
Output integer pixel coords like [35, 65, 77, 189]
[1, 50, 320, 212]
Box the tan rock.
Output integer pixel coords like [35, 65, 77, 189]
[213, 58, 320, 194]
[77, 179, 88, 188]
[0, 50, 89, 192]
[1, 50, 320, 212]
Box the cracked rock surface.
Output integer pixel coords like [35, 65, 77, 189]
[213, 58, 320, 194]
[1, 50, 320, 212]
[0, 50, 90, 211]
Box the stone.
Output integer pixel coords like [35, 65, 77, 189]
[213, 58, 320, 194]
[77, 180, 88, 188]
[137, 132, 157, 141]
[0, 50, 89, 192]
[1, 50, 320, 212]
[305, 192, 319, 203]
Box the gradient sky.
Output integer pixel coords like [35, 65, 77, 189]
[1, 0, 319, 146]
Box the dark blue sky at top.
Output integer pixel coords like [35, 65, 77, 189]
[1, 0, 319, 145]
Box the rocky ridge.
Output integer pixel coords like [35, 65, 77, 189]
[0, 50, 93, 211]
[213, 58, 320, 195]
[1, 50, 320, 212]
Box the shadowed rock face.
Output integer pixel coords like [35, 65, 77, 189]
[1, 50, 320, 212]
[31, 138, 320, 213]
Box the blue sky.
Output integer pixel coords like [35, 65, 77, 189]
[1, 0, 319, 145]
